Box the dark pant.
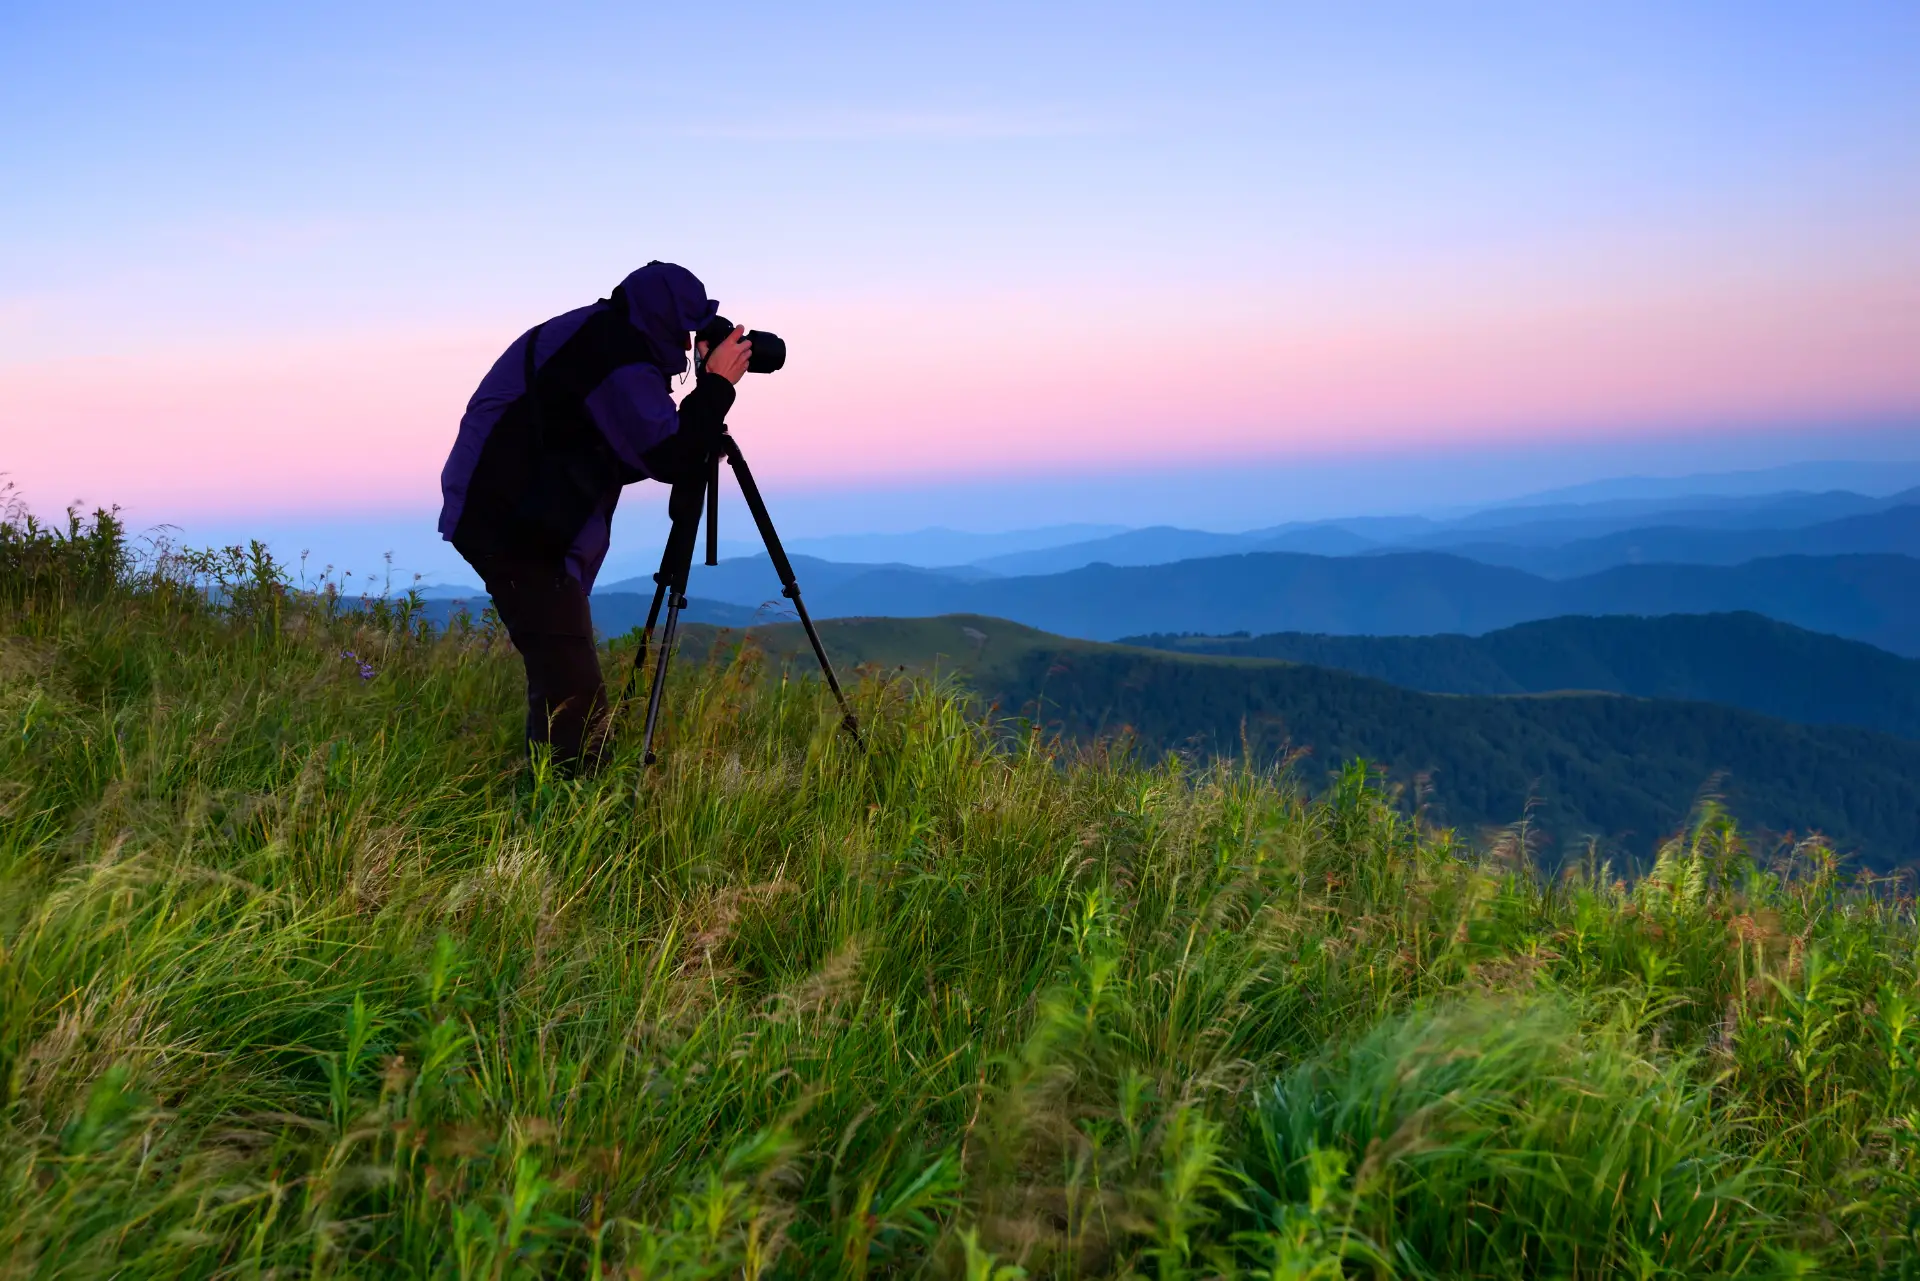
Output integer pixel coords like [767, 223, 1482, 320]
[463, 553, 609, 773]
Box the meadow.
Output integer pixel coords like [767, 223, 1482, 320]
[3, 504, 1918, 1277]
[678, 615, 1920, 871]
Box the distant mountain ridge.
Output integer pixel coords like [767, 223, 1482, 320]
[418, 477, 1920, 659]
[1426, 501, 1920, 577]
[599, 552, 998, 603]
[962, 487, 1920, 577]
[1503, 459, 1920, 505]
[1125, 612, 1920, 740]
[782, 523, 1126, 565]
[973, 522, 1379, 575]
[651, 549, 1920, 655]
[416, 593, 761, 633]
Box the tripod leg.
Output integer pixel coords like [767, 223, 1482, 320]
[719, 435, 863, 748]
[786, 593, 863, 747]
[705, 449, 721, 567]
[619, 578, 669, 708]
[640, 588, 684, 765]
[638, 469, 710, 764]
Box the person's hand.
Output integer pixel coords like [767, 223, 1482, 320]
[702, 325, 752, 384]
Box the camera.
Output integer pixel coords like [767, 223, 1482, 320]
[696, 315, 786, 374]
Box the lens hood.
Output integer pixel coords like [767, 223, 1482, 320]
[744, 330, 786, 374]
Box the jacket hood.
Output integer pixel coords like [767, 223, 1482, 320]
[614, 261, 719, 378]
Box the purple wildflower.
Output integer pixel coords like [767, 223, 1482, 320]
[341, 649, 376, 681]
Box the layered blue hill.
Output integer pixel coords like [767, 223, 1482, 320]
[629, 550, 1920, 655]
[1126, 611, 1920, 740]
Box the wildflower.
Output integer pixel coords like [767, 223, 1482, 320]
[341, 649, 376, 681]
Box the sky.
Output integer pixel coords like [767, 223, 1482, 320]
[4, 1, 1919, 579]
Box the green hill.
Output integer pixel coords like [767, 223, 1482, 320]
[681, 614, 1920, 870]
[5, 511, 1919, 1275]
[1124, 611, 1920, 739]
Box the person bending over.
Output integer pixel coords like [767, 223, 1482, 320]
[437, 261, 750, 773]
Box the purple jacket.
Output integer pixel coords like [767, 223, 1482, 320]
[438, 262, 723, 589]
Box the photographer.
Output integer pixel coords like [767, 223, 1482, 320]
[438, 261, 750, 774]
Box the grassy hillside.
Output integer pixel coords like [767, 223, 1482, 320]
[5, 512, 1920, 1276]
[687, 615, 1920, 871]
[1126, 611, 1920, 739]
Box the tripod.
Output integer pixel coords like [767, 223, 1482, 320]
[621, 432, 862, 764]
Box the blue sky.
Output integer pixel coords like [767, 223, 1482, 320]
[3, 1, 1918, 578]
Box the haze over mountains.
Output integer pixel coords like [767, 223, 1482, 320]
[1405, 498, 1920, 578]
[772, 523, 1127, 567]
[550, 470, 1920, 654]
[773, 484, 1920, 578]
[1510, 460, 1920, 504]
[598, 550, 1920, 654]
[388, 467, 1920, 661]
[413, 465, 1920, 597]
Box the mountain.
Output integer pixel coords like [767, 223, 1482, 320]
[1502, 460, 1920, 505]
[416, 487, 1917, 614]
[417, 592, 762, 632]
[678, 614, 1920, 870]
[1562, 556, 1920, 655]
[975, 523, 1380, 576]
[947, 487, 1917, 578]
[762, 551, 1920, 655]
[1416, 487, 1909, 555]
[1434, 498, 1920, 577]
[598, 553, 991, 608]
[581, 594, 768, 633]
[426, 549, 1920, 656]
[974, 526, 1258, 575]
[782, 523, 1128, 565]
[1125, 612, 1920, 740]
[845, 551, 1557, 640]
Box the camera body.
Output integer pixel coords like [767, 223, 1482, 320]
[696, 315, 786, 374]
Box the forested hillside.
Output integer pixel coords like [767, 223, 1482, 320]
[688, 615, 1920, 869]
[1127, 611, 1920, 738]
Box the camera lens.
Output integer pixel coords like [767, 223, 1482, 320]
[744, 330, 786, 374]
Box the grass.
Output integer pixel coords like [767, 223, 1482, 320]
[677, 615, 1920, 873]
[2, 503, 1919, 1277]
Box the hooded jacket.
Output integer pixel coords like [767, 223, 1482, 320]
[438, 262, 734, 589]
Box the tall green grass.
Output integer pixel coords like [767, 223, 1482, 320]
[2, 504, 1917, 1277]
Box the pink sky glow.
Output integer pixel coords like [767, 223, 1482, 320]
[9, 4, 1920, 536]
[7, 250, 1916, 520]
